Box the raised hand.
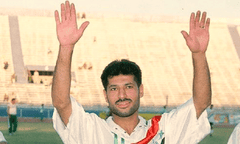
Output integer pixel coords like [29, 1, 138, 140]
[181, 11, 210, 54]
[55, 1, 89, 47]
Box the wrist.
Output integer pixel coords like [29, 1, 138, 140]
[192, 52, 206, 59]
[59, 44, 75, 54]
[58, 45, 74, 61]
[60, 44, 75, 49]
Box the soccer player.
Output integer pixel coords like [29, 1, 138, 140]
[52, 1, 211, 143]
[7, 98, 17, 136]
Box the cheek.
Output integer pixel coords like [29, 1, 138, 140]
[126, 89, 139, 97]
[106, 93, 118, 103]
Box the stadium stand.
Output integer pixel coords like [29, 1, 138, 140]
[0, 16, 14, 85]
[0, 9, 240, 110]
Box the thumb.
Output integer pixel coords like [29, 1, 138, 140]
[181, 30, 190, 42]
[77, 21, 90, 38]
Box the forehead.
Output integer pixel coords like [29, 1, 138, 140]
[107, 74, 136, 85]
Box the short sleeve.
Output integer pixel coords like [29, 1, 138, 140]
[228, 123, 240, 144]
[52, 97, 110, 144]
[53, 97, 81, 143]
[163, 98, 210, 144]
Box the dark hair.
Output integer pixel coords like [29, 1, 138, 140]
[12, 98, 16, 101]
[101, 59, 142, 90]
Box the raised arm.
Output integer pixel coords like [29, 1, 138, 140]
[181, 11, 211, 118]
[51, 1, 89, 125]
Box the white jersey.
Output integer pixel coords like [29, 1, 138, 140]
[228, 123, 240, 144]
[53, 97, 210, 144]
[0, 131, 7, 143]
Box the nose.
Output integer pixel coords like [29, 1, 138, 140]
[118, 87, 127, 99]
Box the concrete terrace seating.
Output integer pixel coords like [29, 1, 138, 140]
[18, 16, 59, 67]
[208, 24, 240, 107]
[0, 16, 14, 85]
[0, 83, 52, 105]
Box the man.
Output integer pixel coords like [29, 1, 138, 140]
[160, 105, 167, 114]
[0, 131, 7, 144]
[3, 94, 8, 103]
[40, 104, 44, 122]
[7, 98, 17, 135]
[33, 70, 39, 84]
[52, 1, 211, 143]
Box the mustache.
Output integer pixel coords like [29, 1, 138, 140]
[115, 98, 132, 104]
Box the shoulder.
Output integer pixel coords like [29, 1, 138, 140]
[233, 123, 240, 131]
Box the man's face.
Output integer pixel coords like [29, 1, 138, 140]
[11, 100, 16, 104]
[103, 74, 143, 117]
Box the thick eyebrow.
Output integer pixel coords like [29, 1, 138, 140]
[108, 85, 117, 89]
[125, 82, 134, 86]
[108, 82, 135, 89]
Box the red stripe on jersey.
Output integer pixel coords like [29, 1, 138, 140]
[133, 116, 162, 144]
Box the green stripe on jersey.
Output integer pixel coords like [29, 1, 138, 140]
[114, 133, 118, 144]
[121, 137, 125, 144]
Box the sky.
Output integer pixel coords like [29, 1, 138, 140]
[1, 0, 240, 19]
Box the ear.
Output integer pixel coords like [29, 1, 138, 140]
[103, 89, 108, 103]
[139, 84, 144, 98]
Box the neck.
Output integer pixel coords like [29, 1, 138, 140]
[112, 112, 139, 135]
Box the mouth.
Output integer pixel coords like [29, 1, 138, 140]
[116, 99, 131, 109]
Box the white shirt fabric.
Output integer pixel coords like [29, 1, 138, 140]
[8, 103, 17, 115]
[53, 97, 210, 144]
[0, 131, 7, 143]
[228, 123, 240, 144]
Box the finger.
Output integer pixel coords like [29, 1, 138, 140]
[189, 12, 195, 30]
[61, 3, 65, 22]
[205, 18, 210, 31]
[54, 10, 60, 25]
[200, 12, 207, 27]
[195, 11, 201, 27]
[65, 1, 71, 20]
[181, 30, 191, 42]
[77, 21, 90, 38]
[71, 3, 76, 22]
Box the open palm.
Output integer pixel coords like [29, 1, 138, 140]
[181, 11, 210, 53]
[55, 1, 89, 47]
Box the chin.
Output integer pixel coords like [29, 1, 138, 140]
[114, 108, 138, 117]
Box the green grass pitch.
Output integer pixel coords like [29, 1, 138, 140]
[0, 121, 235, 144]
[0, 122, 63, 144]
[199, 127, 234, 144]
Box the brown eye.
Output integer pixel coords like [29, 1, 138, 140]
[126, 85, 133, 89]
[110, 87, 117, 91]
